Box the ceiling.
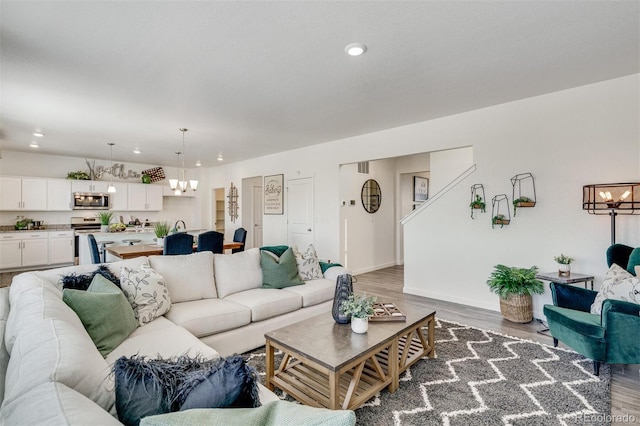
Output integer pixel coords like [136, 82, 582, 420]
[1, 1, 638, 168]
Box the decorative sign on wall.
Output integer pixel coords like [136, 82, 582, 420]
[413, 176, 429, 202]
[264, 174, 284, 215]
[228, 182, 239, 222]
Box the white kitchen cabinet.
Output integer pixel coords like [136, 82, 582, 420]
[127, 184, 163, 211]
[0, 177, 47, 211]
[0, 232, 48, 269]
[110, 182, 129, 211]
[71, 180, 109, 193]
[47, 179, 72, 211]
[48, 231, 74, 265]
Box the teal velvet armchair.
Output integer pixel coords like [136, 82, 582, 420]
[543, 244, 640, 375]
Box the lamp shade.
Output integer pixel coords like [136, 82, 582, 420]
[583, 183, 640, 214]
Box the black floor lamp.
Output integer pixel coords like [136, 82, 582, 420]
[582, 183, 640, 245]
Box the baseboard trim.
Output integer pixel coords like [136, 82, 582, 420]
[403, 286, 498, 313]
[352, 261, 397, 276]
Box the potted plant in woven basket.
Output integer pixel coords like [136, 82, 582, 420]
[486, 264, 544, 323]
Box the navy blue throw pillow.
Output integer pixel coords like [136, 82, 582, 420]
[176, 355, 260, 411]
[113, 354, 260, 426]
[61, 265, 120, 290]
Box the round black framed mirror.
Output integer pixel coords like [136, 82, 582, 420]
[361, 179, 381, 213]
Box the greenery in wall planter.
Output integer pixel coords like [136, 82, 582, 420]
[66, 171, 90, 180]
[492, 214, 510, 227]
[513, 196, 536, 216]
[469, 194, 486, 215]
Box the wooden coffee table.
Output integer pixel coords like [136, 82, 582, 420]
[265, 302, 436, 410]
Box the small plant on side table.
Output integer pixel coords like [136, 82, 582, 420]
[486, 264, 544, 323]
[341, 293, 377, 334]
[554, 253, 574, 277]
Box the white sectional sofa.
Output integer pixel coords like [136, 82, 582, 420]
[0, 248, 346, 425]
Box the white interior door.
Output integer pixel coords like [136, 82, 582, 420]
[287, 177, 314, 248]
[252, 185, 263, 248]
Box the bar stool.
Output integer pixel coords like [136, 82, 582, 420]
[122, 238, 141, 246]
[99, 241, 114, 263]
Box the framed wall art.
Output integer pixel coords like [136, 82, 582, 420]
[264, 174, 284, 214]
[414, 176, 429, 202]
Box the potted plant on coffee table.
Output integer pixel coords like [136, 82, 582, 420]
[96, 211, 114, 233]
[486, 264, 544, 323]
[341, 293, 377, 333]
[154, 222, 170, 246]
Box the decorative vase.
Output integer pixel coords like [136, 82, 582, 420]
[351, 317, 368, 333]
[558, 263, 570, 277]
[100, 225, 109, 233]
[332, 274, 353, 324]
[156, 237, 164, 247]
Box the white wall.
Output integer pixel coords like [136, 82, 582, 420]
[403, 75, 640, 319]
[339, 160, 396, 274]
[0, 151, 205, 229]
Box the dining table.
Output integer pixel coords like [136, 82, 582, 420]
[106, 242, 243, 260]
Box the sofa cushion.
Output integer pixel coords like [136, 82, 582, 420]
[120, 263, 172, 326]
[3, 317, 115, 414]
[292, 244, 323, 280]
[0, 382, 121, 426]
[282, 278, 335, 308]
[105, 316, 219, 365]
[148, 251, 217, 303]
[590, 264, 640, 315]
[164, 299, 251, 338]
[260, 248, 304, 289]
[5, 276, 86, 354]
[224, 289, 302, 322]
[63, 274, 139, 357]
[214, 248, 262, 298]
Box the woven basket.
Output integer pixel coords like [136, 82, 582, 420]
[499, 293, 533, 323]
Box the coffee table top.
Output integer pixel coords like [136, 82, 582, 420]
[265, 301, 435, 371]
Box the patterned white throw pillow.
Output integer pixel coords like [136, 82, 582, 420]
[590, 263, 640, 315]
[292, 244, 323, 281]
[120, 263, 171, 326]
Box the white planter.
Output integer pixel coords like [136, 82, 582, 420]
[156, 237, 164, 246]
[558, 263, 571, 277]
[100, 225, 109, 233]
[351, 317, 369, 334]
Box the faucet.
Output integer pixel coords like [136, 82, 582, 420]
[173, 220, 186, 233]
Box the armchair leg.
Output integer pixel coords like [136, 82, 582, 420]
[553, 338, 558, 347]
[593, 361, 600, 376]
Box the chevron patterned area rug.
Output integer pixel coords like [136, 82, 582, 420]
[244, 319, 611, 426]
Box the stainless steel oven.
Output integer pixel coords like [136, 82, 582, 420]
[72, 192, 110, 210]
[71, 217, 102, 264]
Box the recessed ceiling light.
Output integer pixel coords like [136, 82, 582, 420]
[345, 43, 367, 56]
[29, 141, 39, 148]
[217, 154, 223, 161]
[133, 148, 141, 154]
[195, 160, 202, 167]
[32, 131, 45, 137]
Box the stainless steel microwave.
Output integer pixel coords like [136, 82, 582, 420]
[72, 192, 110, 210]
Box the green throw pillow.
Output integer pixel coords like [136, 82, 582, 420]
[261, 248, 305, 289]
[626, 247, 640, 276]
[63, 274, 138, 357]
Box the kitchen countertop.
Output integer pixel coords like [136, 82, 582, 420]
[0, 225, 72, 233]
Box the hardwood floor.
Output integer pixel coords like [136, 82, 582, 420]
[354, 265, 640, 423]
